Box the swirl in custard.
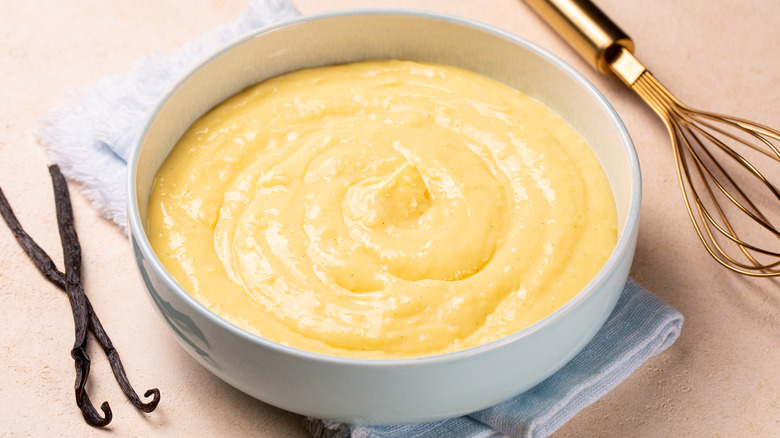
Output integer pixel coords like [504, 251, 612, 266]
[148, 60, 617, 359]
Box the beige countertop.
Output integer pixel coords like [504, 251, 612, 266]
[1, 0, 779, 436]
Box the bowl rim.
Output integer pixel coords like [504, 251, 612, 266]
[127, 8, 641, 367]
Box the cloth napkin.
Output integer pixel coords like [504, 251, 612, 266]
[33, 1, 684, 437]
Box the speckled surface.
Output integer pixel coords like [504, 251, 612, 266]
[1, 1, 778, 436]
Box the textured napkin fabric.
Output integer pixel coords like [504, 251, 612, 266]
[33, 1, 684, 437]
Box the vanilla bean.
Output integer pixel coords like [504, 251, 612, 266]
[0, 166, 160, 426]
[90, 308, 161, 413]
[50, 165, 112, 427]
[0, 187, 65, 289]
[0, 181, 160, 414]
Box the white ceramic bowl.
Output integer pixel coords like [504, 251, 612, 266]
[128, 10, 640, 424]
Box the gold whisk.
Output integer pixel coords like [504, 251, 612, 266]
[524, 0, 780, 276]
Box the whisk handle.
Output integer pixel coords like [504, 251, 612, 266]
[523, 0, 634, 75]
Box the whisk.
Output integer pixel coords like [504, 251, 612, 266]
[524, 0, 780, 276]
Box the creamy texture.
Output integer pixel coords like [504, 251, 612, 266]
[147, 60, 617, 359]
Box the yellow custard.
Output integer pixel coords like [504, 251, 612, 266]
[147, 60, 617, 359]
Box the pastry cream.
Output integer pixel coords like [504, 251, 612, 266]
[147, 60, 617, 359]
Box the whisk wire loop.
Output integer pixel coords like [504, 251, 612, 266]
[682, 119, 777, 235]
[631, 71, 780, 276]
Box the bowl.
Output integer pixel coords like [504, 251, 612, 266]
[127, 10, 640, 424]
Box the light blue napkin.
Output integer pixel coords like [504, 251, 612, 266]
[304, 279, 682, 438]
[33, 2, 684, 437]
